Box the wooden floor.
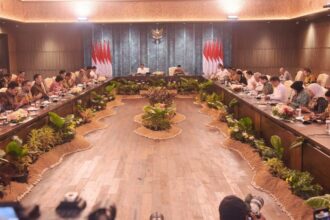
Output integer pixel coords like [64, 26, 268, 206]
[22, 98, 289, 220]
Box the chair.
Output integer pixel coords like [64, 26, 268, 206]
[0, 88, 7, 93]
[283, 80, 294, 102]
[295, 70, 304, 81]
[44, 77, 54, 90]
[168, 67, 177, 76]
[11, 74, 17, 81]
[266, 75, 271, 80]
[316, 73, 330, 88]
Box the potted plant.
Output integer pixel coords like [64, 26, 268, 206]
[142, 104, 175, 131]
[49, 112, 76, 143]
[5, 136, 30, 183]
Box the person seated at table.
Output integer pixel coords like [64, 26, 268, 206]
[31, 74, 48, 100]
[301, 83, 328, 114]
[0, 81, 22, 111]
[89, 66, 98, 79]
[3, 73, 13, 88]
[58, 69, 66, 79]
[18, 80, 34, 105]
[260, 75, 273, 95]
[279, 67, 292, 82]
[63, 72, 76, 89]
[137, 64, 149, 75]
[174, 65, 185, 75]
[49, 75, 65, 94]
[246, 71, 255, 90]
[253, 72, 263, 92]
[318, 90, 330, 119]
[289, 81, 310, 109]
[232, 69, 247, 85]
[76, 69, 89, 84]
[16, 71, 26, 87]
[266, 76, 287, 103]
[303, 68, 316, 85]
[215, 63, 229, 81]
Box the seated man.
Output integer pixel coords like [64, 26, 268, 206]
[49, 75, 65, 94]
[63, 72, 76, 89]
[89, 66, 98, 79]
[320, 90, 330, 119]
[76, 69, 89, 84]
[279, 67, 292, 82]
[137, 64, 149, 75]
[31, 74, 48, 100]
[266, 76, 287, 103]
[58, 70, 66, 79]
[174, 65, 185, 75]
[215, 64, 229, 81]
[0, 81, 21, 111]
[16, 71, 26, 86]
[18, 80, 34, 105]
[303, 68, 316, 85]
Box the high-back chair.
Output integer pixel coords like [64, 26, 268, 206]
[168, 67, 177, 76]
[295, 70, 304, 81]
[316, 73, 330, 88]
[284, 80, 294, 102]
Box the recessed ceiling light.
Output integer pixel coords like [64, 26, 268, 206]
[77, 16, 88, 22]
[227, 15, 239, 20]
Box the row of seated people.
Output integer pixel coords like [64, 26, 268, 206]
[0, 66, 100, 112]
[212, 65, 330, 120]
[137, 63, 185, 76]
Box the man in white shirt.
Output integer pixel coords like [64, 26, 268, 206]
[89, 66, 98, 79]
[137, 64, 149, 75]
[267, 76, 287, 103]
[215, 64, 229, 81]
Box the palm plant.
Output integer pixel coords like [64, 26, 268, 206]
[142, 104, 175, 131]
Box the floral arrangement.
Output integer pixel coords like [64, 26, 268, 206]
[7, 109, 28, 123]
[69, 86, 83, 95]
[142, 103, 175, 131]
[272, 104, 295, 120]
[90, 91, 107, 111]
[144, 87, 175, 107]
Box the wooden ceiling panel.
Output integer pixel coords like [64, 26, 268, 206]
[0, 0, 328, 22]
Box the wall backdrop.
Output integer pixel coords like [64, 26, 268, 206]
[83, 23, 233, 77]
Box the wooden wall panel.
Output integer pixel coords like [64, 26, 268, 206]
[231, 22, 299, 75]
[297, 20, 330, 75]
[0, 25, 17, 73]
[14, 24, 84, 78]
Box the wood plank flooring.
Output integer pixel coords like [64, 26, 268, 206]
[22, 98, 289, 220]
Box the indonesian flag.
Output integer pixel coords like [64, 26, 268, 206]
[202, 40, 224, 78]
[91, 40, 113, 78]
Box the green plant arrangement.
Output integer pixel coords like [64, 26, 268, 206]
[167, 81, 178, 90]
[285, 170, 323, 199]
[5, 136, 30, 183]
[90, 91, 107, 111]
[116, 80, 140, 95]
[178, 77, 199, 94]
[75, 100, 94, 124]
[104, 83, 117, 101]
[27, 126, 58, 155]
[142, 103, 175, 131]
[48, 112, 76, 143]
[305, 194, 330, 210]
[144, 87, 175, 107]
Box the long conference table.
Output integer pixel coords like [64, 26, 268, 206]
[0, 76, 329, 192]
[0, 79, 111, 147]
[211, 82, 330, 192]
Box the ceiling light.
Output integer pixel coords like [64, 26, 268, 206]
[74, 1, 92, 19]
[220, 0, 244, 14]
[227, 15, 239, 20]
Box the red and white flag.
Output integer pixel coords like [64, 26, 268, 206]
[202, 40, 224, 78]
[91, 41, 113, 77]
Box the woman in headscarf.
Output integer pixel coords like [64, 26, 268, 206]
[301, 83, 328, 113]
[289, 81, 310, 108]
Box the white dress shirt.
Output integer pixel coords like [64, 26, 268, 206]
[247, 77, 256, 90]
[216, 68, 229, 80]
[269, 83, 287, 103]
[89, 70, 98, 79]
[137, 67, 149, 75]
